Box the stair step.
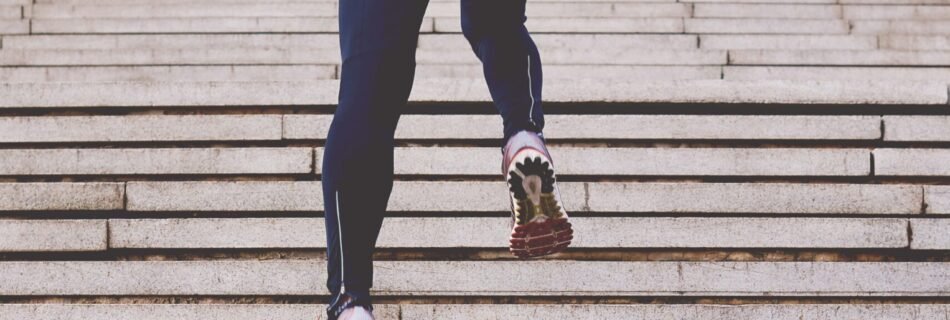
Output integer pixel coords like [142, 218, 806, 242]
[1, 80, 945, 107]
[1, 260, 947, 296]
[0, 114, 879, 143]
[0, 182, 124, 211]
[851, 20, 950, 35]
[105, 216, 910, 249]
[114, 181, 922, 214]
[0, 65, 337, 82]
[724, 66, 950, 82]
[0, 219, 106, 252]
[729, 49, 950, 66]
[4, 304, 949, 320]
[699, 34, 877, 50]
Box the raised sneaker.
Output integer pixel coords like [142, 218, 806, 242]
[326, 291, 374, 320]
[501, 130, 574, 258]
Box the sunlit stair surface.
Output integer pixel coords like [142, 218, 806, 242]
[1, 0, 949, 318]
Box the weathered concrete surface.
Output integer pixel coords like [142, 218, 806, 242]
[883, 116, 950, 142]
[0, 182, 124, 211]
[879, 35, 950, 50]
[700, 34, 876, 50]
[0, 65, 336, 82]
[850, 20, 950, 35]
[126, 181, 321, 211]
[31, 3, 338, 18]
[0, 115, 282, 142]
[3, 80, 946, 108]
[401, 304, 950, 320]
[0, 304, 400, 320]
[0, 148, 313, 175]
[285, 114, 880, 141]
[1, 34, 341, 49]
[124, 181, 922, 214]
[333, 146, 871, 176]
[724, 66, 950, 82]
[925, 185, 950, 214]
[684, 18, 848, 34]
[107, 217, 909, 249]
[586, 182, 922, 214]
[1, 261, 948, 296]
[1, 304, 946, 320]
[910, 219, 950, 249]
[729, 50, 950, 66]
[0, 219, 107, 252]
[874, 149, 950, 176]
[693, 3, 841, 19]
[109, 218, 322, 249]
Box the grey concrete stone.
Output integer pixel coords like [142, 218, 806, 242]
[124, 180, 921, 214]
[2, 261, 948, 296]
[724, 66, 950, 82]
[884, 116, 950, 142]
[0, 148, 313, 175]
[31, 17, 348, 33]
[0, 5, 20, 18]
[0, 115, 282, 142]
[700, 35, 876, 50]
[925, 185, 950, 214]
[685, 18, 848, 34]
[874, 149, 950, 176]
[694, 4, 841, 19]
[729, 49, 950, 66]
[31, 3, 337, 18]
[0, 219, 107, 252]
[336, 146, 871, 176]
[109, 217, 909, 249]
[126, 181, 321, 211]
[843, 5, 950, 19]
[0, 65, 337, 82]
[611, 3, 693, 17]
[434, 17, 684, 33]
[685, 0, 834, 3]
[0, 260, 321, 295]
[2, 34, 340, 49]
[0, 182, 124, 211]
[416, 64, 721, 80]
[0, 48, 341, 65]
[286, 114, 881, 141]
[417, 33, 698, 50]
[0, 19, 28, 34]
[851, 20, 950, 35]
[842, 0, 950, 3]
[109, 218, 321, 248]
[587, 182, 922, 214]
[401, 304, 950, 320]
[910, 219, 950, 249]
[0, 81, 338, 108]
[0, 304, 400, 320]
[4, 79, 946, 107]
[879, 35, 950, 50]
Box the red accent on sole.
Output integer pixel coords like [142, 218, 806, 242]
[509, 217, 573, 258]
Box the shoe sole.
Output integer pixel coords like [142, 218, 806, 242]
[505, 148, 573, 258]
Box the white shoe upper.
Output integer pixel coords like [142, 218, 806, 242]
[337, 306, 375, 320]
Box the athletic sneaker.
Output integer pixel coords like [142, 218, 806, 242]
[326, 291, 374, 320]
[501, 130, 573, 258]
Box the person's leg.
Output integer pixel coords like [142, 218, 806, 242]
[462, 0, 573, 259]
[460, 0, 544, 153]
[322, 0, 430, 314]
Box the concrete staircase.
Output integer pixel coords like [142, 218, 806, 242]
[1, 0, 950, 318]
